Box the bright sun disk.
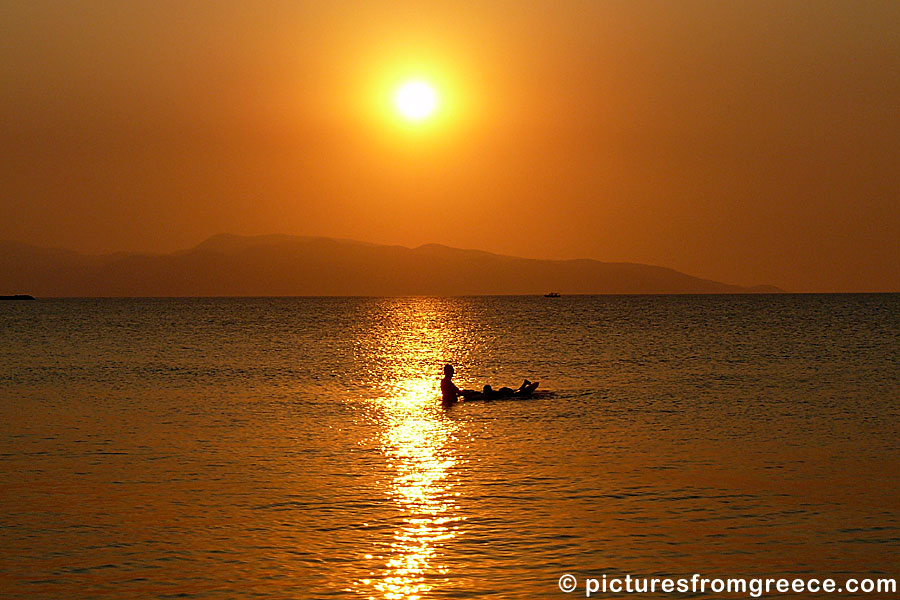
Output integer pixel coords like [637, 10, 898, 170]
[395, 81, 437, 122]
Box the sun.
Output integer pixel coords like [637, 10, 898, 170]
[394, 81, 438, 122]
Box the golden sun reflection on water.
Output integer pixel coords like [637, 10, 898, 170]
[351, 298, 473, 600]
[368, 378, 463, 600]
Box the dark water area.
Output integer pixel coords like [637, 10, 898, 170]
[1, 295, 899, 598]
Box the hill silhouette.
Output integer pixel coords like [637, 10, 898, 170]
[0, 234, 782, 297]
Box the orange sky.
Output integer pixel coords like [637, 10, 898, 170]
[3, 1, 899, 292]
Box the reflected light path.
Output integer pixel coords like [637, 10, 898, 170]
[374, 379, 461, 600]
[354, 300, 470, 600]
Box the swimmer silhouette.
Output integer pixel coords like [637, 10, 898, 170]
[441, 364, 539, 404]
[440, 364, 463, 405]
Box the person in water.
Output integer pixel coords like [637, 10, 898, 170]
[441, 364, 539, 403]
[482, 379, 539, 400]
[440, 364, 463, 404]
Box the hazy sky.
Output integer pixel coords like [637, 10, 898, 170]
[3, 0, 899, 291]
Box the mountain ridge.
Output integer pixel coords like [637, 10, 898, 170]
[0, 234, 784, 297]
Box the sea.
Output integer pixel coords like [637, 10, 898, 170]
[1, 295, 898, 599]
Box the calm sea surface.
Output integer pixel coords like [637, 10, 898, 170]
[1, 295, 899, 599]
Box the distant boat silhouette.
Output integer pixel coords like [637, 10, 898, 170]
[544, 292, 561, 298]
[0, 294, 35, 301]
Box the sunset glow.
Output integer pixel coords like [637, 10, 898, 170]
[3, 2, 900, 292]
[394, 81, 438, 122]
[2, 3, 900, 600]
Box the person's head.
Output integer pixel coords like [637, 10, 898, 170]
[483, 384, 493, 394]
[443, 364, 454, 378]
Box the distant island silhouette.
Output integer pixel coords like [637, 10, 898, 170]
[0, 294, 35, 300]
[0, 234, 783, 297]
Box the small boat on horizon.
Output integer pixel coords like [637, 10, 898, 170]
[544, 292, 561, 298]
